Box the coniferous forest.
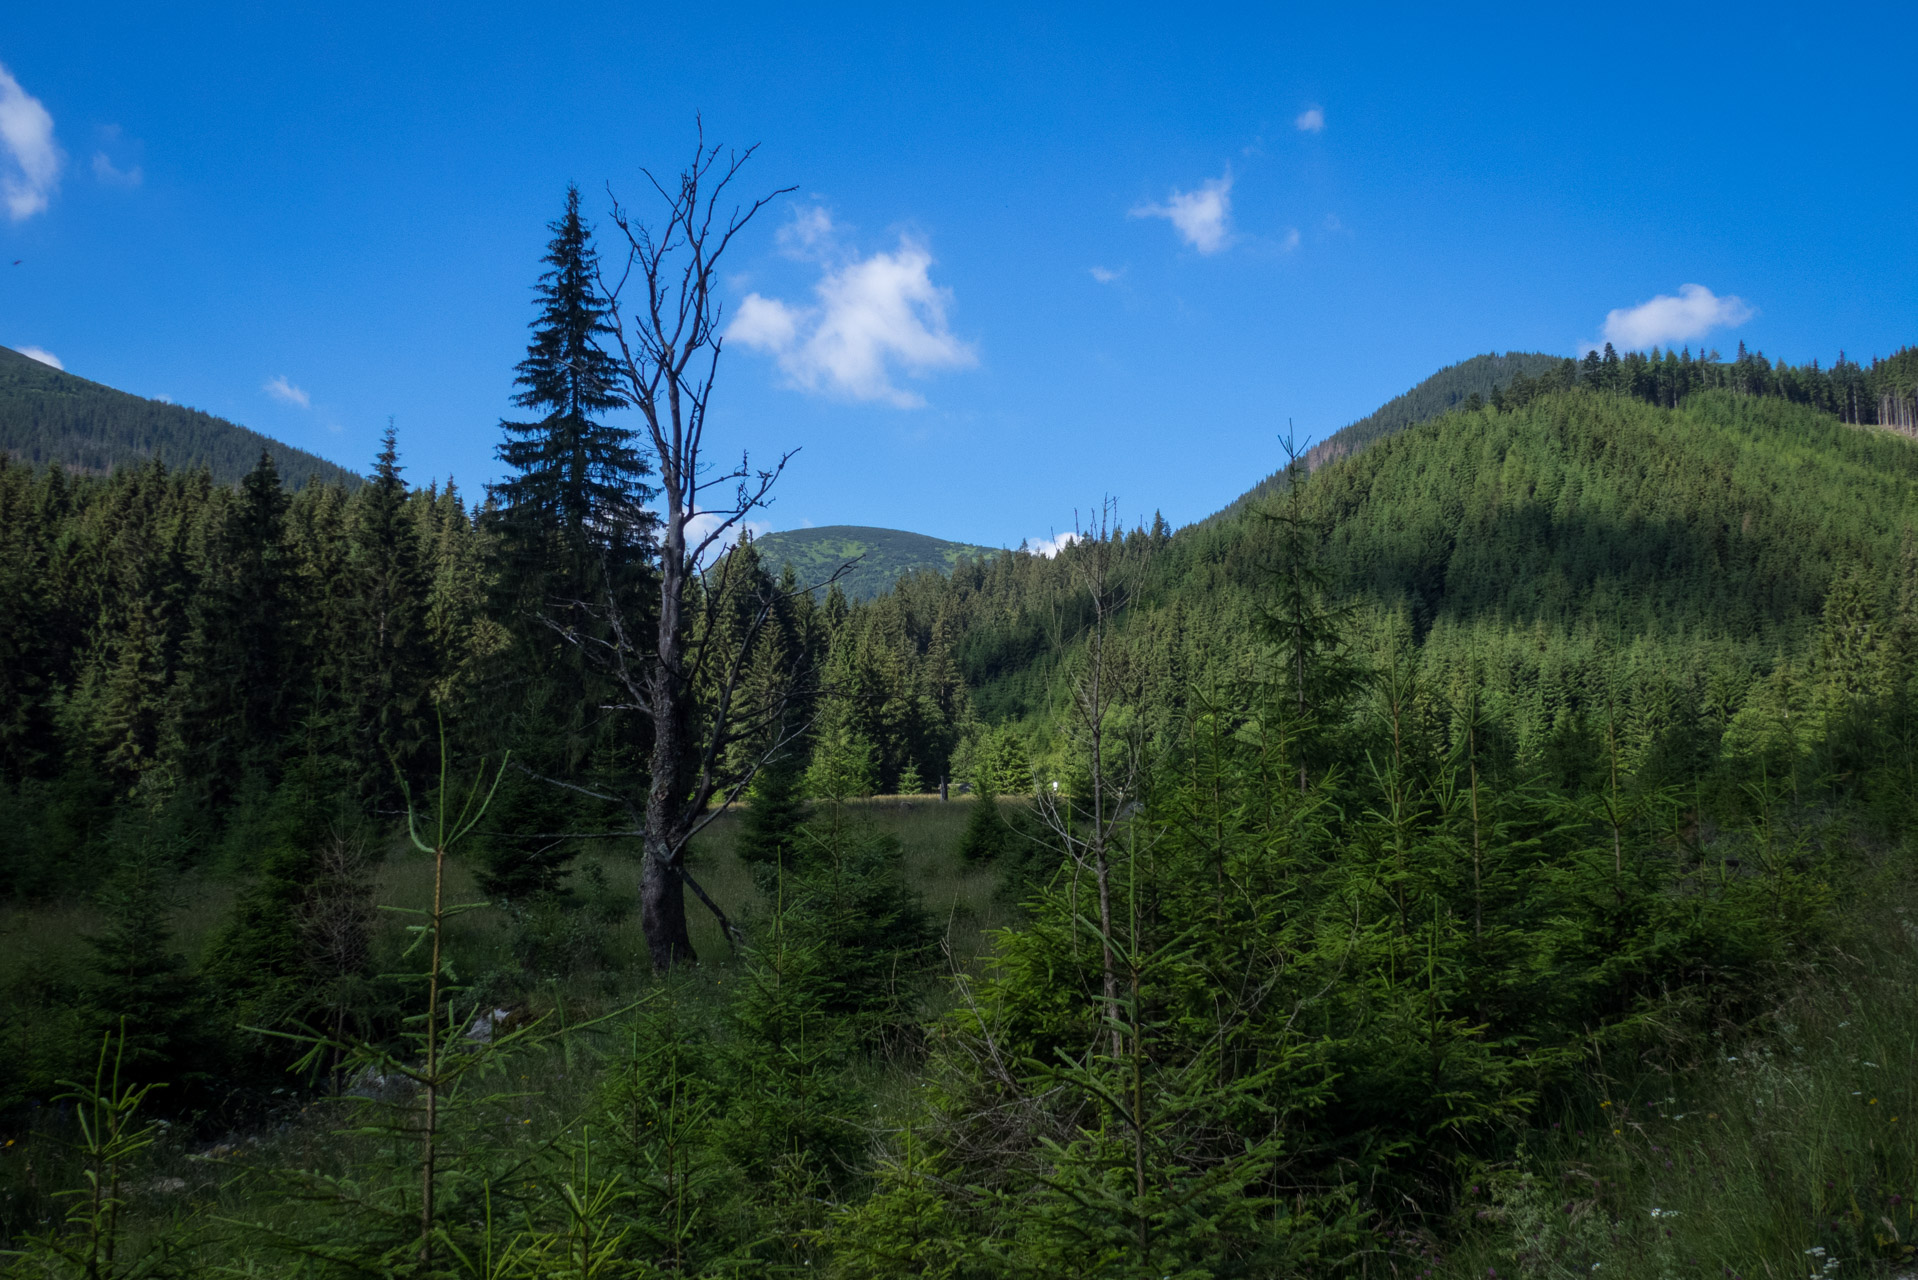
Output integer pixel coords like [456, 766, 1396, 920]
[5, 161, 1918, 1279]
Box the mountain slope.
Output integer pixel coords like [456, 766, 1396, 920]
[920, 386, 1918, 733]
[1203, 350, 1568, 525]
[0, 345, 360, 488]
[753, 525, 996, 600]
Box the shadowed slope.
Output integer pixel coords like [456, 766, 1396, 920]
[0, 345, 359, 488]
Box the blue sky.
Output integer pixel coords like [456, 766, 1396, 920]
[2, 3, 1913, 549]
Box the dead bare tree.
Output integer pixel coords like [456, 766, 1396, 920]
[296, 829, 376, 1092]
[1036, 499, 1144, 1056]
[585, 127, 802, 969]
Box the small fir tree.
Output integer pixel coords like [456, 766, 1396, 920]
[957, 783, 1009, 863]
[85, 851, 220, 1099]
[735, 754, 811, 872]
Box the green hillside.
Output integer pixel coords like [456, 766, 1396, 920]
[933, 387, 1918, 729]
[0, 344, 360, 488]
[751, 523, 995, 599]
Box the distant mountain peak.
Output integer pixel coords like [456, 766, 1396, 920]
[751, 524, 997, 600]
[0, 344, 361, 488]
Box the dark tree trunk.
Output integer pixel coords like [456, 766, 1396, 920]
[640, 832, 694, 969]
[641, 494, 698, 969]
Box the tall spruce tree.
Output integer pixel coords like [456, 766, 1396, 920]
[1258, 435, 1358, 791]
[486, 185, 658, 903]
[165, 451, 291, 809]
[495, 184, 654, 579]
[341, 426, 432, 806]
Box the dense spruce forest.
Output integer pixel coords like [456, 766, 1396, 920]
[4, 174, 1918, 1278]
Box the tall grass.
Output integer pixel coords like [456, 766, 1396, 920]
[1437, 871, 1918, 1280]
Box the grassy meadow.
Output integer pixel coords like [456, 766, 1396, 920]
[0, 793, 1011, 1073]
[0, 792, 1013, 1250]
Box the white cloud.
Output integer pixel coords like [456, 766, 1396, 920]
[264, 375, 311, 408]
[1600, 283, 1755, 351]
[1027, 531, 1079, 558]
[1131, 173, 1233, 254]
[0, 63, 61, 222]
[730, 217, 976, 409]
[776, 204, 836, 260]
[91, 152, 141, 186]
[685, 511, 772, 563]
[1295, 106, 1325, 133]
[17, 345, 61, 370]
[731, 292, 800, 351]
[1089, 265, 1123, 284]
[1280, 227, 1301, 252]
[154, 393, 172, 403]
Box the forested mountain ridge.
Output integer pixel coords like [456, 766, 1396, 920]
[861, 376, 1918, 770]
[752, 524, 997, 600]
[1203, 341, 1918, 528]
[0, 344, 360, 489]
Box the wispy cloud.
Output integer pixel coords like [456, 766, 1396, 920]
[1089, 265, 1124, 284]
[1600, 283, 1755, 351]
[730, 207, 976, 408]
[1295, 106, 1325, 133]
[264, 375, 311, 408]
[0, 63, 61, 222]
[1131, 173, 1233, 254]
[1280, 227, 1301, 252]
[91, 152, 141, 187]
[17, 345, 61, 370]
[776, 203, 836, 259]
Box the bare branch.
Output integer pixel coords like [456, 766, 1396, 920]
[509, 762, 623, 807]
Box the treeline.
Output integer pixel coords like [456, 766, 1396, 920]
[1495, 339, 1918, 425]
[1213, 342, 1918, 533]
[0, 440, 496, 898]
[0, 443, 986, 898]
